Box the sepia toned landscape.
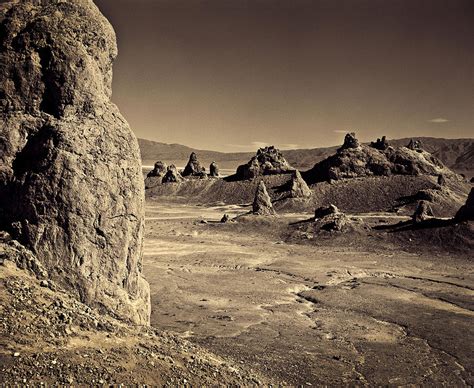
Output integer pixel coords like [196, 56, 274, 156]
[1, 0, 473, 385]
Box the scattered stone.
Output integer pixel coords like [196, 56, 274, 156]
[338, 132, 360, 152]
[0, 0, 150, 324]
[40, 280, 49, 288]
[437, 174, 446, 186]
[182, 152, 205, 177]
[252, 181, 276, 215]
[220, 214, 231, 223]
[455, 188, 474, 222]
[412, 201, 434, 223]
[314, 204, 339, 219]
[370, 136, 389, 151]
[290, 170, 312, 198]
[162, 165, 184, 183]
[209, 162, 220, 177]
[233, 146, 293, 180]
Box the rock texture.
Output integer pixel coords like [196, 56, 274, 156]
[232, 146, 293, 181]
[314, 204, 339, 219]
[182, 152, 205, 177]
[455, 188, 474, 222]
[252, 181, 276, 215]
[370, 136, 389, 151]
[290, 170, 312, 198]
[209, 161, 219, 177]
[162, 164, 183, 183]
[412, 201, 434, 223]
[303, 133, 451, 185]
[0, 1, 150, 324]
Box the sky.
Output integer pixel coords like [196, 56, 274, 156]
[94, 0, 474, 152]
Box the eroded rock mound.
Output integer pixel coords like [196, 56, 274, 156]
[314, 204, 339, 219]
[209, 161, 219, 177]
[182, 152, 205, 177]
[303, 132, 450, 185]
[252, 180, 276, 215]
[233, 146, 293, 180]
[0, 1, 150, 324]
[370, 136, 389, 151]
[145, 161, 167, 189]
[290, 170, 312, 198]
[455, 188, 474, 222]
[314, 210, 349, 232]
[162, 164, 183, 183]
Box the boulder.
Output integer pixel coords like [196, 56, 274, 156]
[144, 161, 167, 189]
[315, 204, 339, 219]
[162, 164, 183, 183]
[182, 152, 205, 177]
[314, 212, 349, 232]
[407, 139, 422, 151]
[412, 201, 434, 223]
[0, 1, 150, 324]
[209, 161, 220, 177]
[252, 181, 276, 215]
[233, 146, 293, 180]
[455, 188, 474, 222]
[290, 170, 312, 198]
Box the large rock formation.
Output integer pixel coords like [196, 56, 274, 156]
[209, 161, 219, 177]
[455, 188, 474, 222]
[252, 181, 276, 215]
[162, 164, 183, 183]
[303, 133, 451, 185]
[182, 152, 205, 177]
[232, 146, 293, 180]
[144, 160, 167, 189]
[0, 1, 150, 324]
[412, 201, 434, 223]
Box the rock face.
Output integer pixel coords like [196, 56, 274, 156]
[412, 201, 434, 223]
[252, 181, 276, 215]
[182, 152, 205, 177]
[162, 164, 183, 183]
[0, 1, 150, 324]
[233, 146, 293, 180]
[455, 188, 474, 222]
[290, 170, 312, 198]
[303, 132, 450, 185]
[209, 161, 219, 177]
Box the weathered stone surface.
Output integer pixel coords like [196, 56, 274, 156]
[314, 204, 339, 219]
[290, 170, 311, 198]
[407, 139, 422, 150]
[233, 146, 293, 180]
[144, 161, 167, 189]
[314, 212, 349, 232]
[182, 152, 205, 177]
[0, 1, 150, 324]
[412, 201, 434, 223]
[162, 164, 183, 183]
[437, 174, 446, 186]
[252, 181, 276, 215]
[455, 188, 474, 222]
[209, 161, 219, 177]
[303, 132, 449, 184]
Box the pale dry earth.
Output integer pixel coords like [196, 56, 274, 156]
[144, 199, 473, 385]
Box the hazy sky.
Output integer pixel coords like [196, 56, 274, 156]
[95, 0, 473, 151]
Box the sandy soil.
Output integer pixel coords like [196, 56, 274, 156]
[144, 199, 473, 385]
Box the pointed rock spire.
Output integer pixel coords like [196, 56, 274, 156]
[252, 180, 276, 215]
[290, 170, 311, 198]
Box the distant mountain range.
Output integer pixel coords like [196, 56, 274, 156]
[138, 137, 474, 176]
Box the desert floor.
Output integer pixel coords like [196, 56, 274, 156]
[144, 199, 473, 385]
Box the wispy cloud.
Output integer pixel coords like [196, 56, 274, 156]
[428, 118, 449, 123]
[333, 129, 349, 134]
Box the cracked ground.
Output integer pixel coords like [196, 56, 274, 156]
[144, 200, 473, 385]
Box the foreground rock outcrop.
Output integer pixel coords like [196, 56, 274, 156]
[455, 188, 474, 222]
[303, 133, 452, 185]
[0, 1, 150, 324]
[231, 146, 293, 180]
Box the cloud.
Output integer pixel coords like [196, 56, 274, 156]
[428, 118, 449, 123]
[333, 129, 349, 134]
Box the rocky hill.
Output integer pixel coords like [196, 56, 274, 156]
[138, 137, 473, 177]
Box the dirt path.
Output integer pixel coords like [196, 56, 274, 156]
[144, 200, 474, 385]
